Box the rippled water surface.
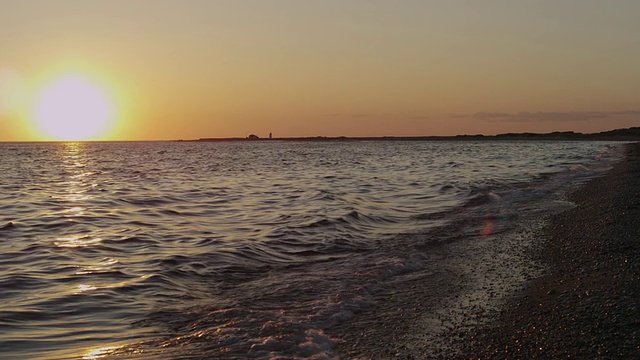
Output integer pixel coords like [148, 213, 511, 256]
[0, 140, 624, 359]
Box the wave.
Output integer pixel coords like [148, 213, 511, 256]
[0, 221, 16, 230]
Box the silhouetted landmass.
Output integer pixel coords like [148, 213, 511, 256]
[189, 127, 640, 142]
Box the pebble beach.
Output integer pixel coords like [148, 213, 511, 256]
[455, 142, 640, 359]
[332, 142, 640, 359]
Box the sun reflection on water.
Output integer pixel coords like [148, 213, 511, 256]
[59, 142, 93, 202]
[62, 206, 85, 217]
[75, 284, 98, 293]
[83, 346, 119, 360]
[53, 235, 102, 248]
[74, 258, 119, 275]
[82, 344, 147, 359]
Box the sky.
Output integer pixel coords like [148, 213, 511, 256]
[0, 0, 639, 140]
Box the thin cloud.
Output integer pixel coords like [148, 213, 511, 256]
[321, 113, 401, 119]
[456, 110, 640, 122]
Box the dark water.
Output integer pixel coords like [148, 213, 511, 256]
[0, 140, 624, 359]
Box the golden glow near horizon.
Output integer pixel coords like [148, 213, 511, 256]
[0, 0, 639, 140]
[32, 74, 116, 141]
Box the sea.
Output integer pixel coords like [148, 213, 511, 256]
[0, 140, 626, 359]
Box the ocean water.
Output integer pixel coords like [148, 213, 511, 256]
[0, 140, 625, 359]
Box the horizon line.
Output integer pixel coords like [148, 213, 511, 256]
[1, 126, 639, 143]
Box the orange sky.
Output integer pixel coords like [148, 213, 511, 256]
[1, 0, 639, 141]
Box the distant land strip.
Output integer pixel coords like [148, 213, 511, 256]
[184, 127, 640, 142]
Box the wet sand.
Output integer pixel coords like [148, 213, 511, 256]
[456, 142, 640, 358]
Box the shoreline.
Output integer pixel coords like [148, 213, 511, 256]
[331, 142, 639, 359]
[455, 142, 640, 358]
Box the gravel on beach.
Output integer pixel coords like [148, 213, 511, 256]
[456, 142, 640, 359]
[333, 142, 640, 359]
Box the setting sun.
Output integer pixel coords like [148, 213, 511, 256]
[32, 74, 115, 141]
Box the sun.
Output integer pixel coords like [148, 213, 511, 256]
[33, 74, 116, 141]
